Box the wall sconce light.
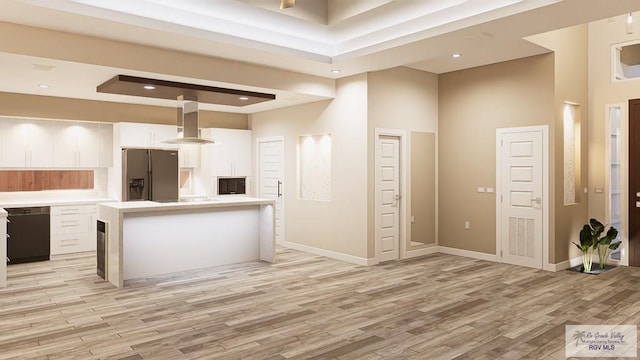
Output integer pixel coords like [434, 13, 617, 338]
[627, 13, 633, 34]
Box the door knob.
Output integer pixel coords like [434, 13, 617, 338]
[531, 197, 542, 205]
[394, 194, 401, 207]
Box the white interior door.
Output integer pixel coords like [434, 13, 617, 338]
[258, 137, 284, 244]
[376, 135, 400, 262]
[499, 129, 544, 269]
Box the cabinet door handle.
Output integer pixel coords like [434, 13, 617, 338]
[277, 180, 282, 198]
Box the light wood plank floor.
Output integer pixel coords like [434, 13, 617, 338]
[1, 247, 639, 359]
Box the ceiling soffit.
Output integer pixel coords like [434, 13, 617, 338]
[16, 0, 562, 61]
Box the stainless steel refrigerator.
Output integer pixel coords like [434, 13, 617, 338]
[122, 148, 179, 202]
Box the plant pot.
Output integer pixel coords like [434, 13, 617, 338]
[570, 263, 616, 275]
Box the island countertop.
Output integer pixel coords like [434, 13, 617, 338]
[99, 197, 275, 213]
[98, 197, 275, 288]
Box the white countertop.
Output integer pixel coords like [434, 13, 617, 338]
[99, 197, 275, 214]
[0, 198, 115, 208]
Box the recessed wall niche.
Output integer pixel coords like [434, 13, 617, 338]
[298, 134, 331, 201]
[563, 102, 581, 205]
[613, 41, 640, 81]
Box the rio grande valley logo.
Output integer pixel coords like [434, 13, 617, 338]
[566, 325, 637, 358]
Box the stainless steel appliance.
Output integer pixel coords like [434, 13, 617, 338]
[6, 206, 50, 264]
[123, 148, 179, 202]
[218, 177, 246, 195]
[96, 220, 106, 279]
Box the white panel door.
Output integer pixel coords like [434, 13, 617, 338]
[258, 138, 284, 244]
[376, 135, 400, 262]
[500, 130, 543, 269]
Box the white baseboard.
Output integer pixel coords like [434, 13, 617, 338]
[280, 241, 584, 272]
[406, 245, 439, 258]
[279, 241, 375, 266]
[545, 256, 582, 272]
[437, 246, 498, 262]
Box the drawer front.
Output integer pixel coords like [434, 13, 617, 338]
[51, 214, 87, 235]
[51, 233, 83, 255]
[51, 204, 97, 216]
[51, 232, 95, 254]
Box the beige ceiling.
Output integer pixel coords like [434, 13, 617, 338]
[0, 0, 639, 114]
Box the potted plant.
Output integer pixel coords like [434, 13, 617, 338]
[594, 222, 619, 270]
[573, 219, 619, 273]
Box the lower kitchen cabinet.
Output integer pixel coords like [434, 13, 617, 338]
[50, 204, 97, 255]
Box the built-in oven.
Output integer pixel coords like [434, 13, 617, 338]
[218, 177, 246, 195]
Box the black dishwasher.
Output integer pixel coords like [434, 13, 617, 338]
[6, 206, 50, 264]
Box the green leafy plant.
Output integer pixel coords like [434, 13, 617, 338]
[593, 222, 619, 270]
[574, 219, 619, 273]
[575, 224, 596, 273]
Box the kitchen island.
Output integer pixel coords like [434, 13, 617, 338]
[98, 198, 275, 288]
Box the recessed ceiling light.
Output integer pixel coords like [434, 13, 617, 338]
[38, 84, 50, 88]
[451, 53, 462, 59]
[331, 69, 341, 74]
[143, 85, 156, 90]
[32, 64, 55, 72]
[239, 96, 250, 101]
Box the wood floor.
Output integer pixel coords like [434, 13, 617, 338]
[1, 248, 639, 360]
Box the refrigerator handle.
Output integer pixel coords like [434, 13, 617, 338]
[148, 150, 153, 201]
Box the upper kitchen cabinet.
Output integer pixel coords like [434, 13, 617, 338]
[117, 122, 179, 149]
[53, 121, 100, 168]
[98, 123, 113, 167]
[202, 128, 252, 177]
[0, 117, 54, 168]
[52, 122, 113, 168]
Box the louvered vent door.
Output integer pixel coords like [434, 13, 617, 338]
[500, 130, 543, 269]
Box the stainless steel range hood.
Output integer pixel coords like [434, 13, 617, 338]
[163, 95, 214, 144]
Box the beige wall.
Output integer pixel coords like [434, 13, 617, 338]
[588, 13, 640, 266]
[588, 14, 640, 218]
[528, 24, 589, 263]
[249, 74, 369, 259]
[411, 131, 436, 245]
[438, 54, 555, 255]
[0, 92, 249, 129]
[367, 67, 438, 257]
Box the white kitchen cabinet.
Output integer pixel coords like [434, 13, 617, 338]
[203, 128, 252, 176]
[200, 128, 252, 196]
[0, 117, 54, 168]
[50, 205, 97, 255]
[179, 143, 201, 168]
[53, 121, 100, 168]
[118, 122, 178, 149]
[98, 123, 113, 167]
